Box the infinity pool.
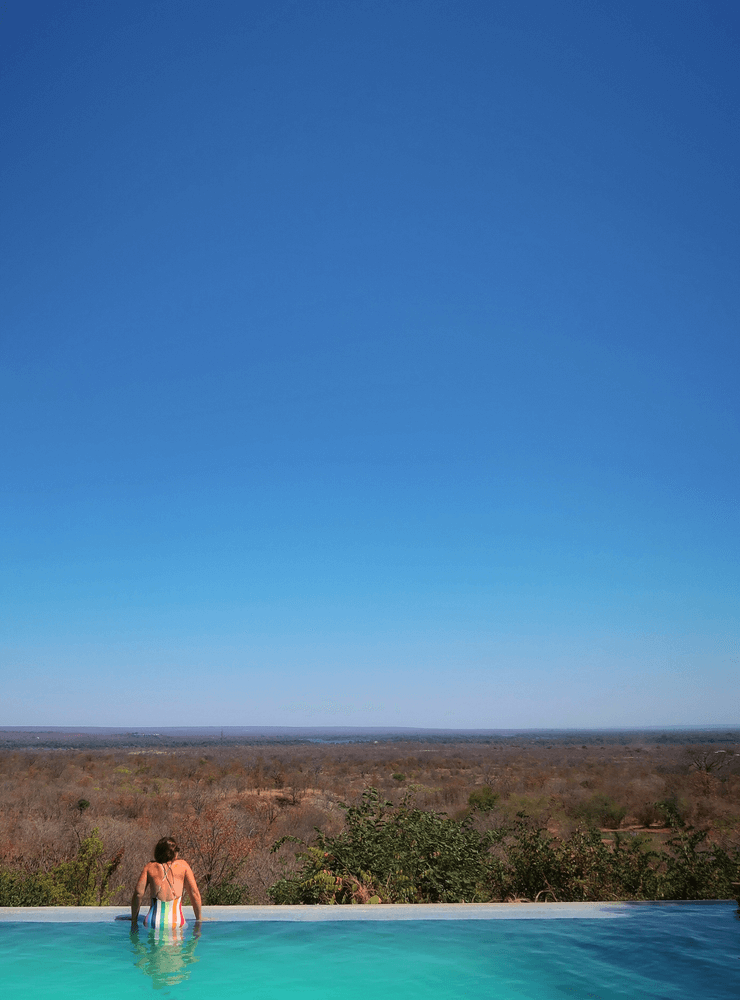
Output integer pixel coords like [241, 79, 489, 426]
[1, 903, 737, 999]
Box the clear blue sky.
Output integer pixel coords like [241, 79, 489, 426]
[2, 1, 738, 727]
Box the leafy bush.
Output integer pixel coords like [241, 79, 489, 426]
[573, 794, 626, 829]
[634, 802, 664, 827]
[659, 825, 736, 900]
[468, 787, 499, 812]
[0, 871, 61, 906]
[654, 796, 686, 828]
[485, 813, 738, 902]
[494, 816, 662, 901]
[203, 881, 248, 905]
[392, 773, 406, 782]
[269, 790, 740, 905]
[0, 830, 123, 906]
[269, 788, 501, 903]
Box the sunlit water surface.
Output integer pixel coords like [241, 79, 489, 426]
[2, 904, 738, 999]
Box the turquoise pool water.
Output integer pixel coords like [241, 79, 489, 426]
[1, 904, 737, 999]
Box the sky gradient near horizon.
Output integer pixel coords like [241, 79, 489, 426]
[2, 1, 738, 728]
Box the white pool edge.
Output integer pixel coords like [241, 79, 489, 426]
[0, 900, 735, 922]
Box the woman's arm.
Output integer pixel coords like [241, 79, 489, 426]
[131, 866, 149, 925]
[183, 863, 202, 921]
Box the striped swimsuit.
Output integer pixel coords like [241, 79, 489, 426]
[144, 862, 186, 933]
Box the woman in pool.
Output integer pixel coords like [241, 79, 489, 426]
[131, 836, 202, 928]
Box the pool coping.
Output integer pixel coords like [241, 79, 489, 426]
[0, 900, 735, 922]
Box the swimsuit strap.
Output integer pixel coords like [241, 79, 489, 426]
[154, 862, 176, 899]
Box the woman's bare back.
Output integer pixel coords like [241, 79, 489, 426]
[131, 848, 202, 924]
[145, 859, 190, 901]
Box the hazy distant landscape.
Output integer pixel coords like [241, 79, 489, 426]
[2, 726, 738, 750]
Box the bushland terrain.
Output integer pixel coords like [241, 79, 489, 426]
[1, 736, 738, 904]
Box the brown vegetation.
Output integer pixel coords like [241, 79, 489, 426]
[0, 739, 738, 904]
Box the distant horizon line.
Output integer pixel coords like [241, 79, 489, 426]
[1, 724, 737, 732]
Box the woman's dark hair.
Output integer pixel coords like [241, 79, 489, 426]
[153, 836, 179, 863]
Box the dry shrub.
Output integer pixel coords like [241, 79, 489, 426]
[181, 808, 254, 897]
